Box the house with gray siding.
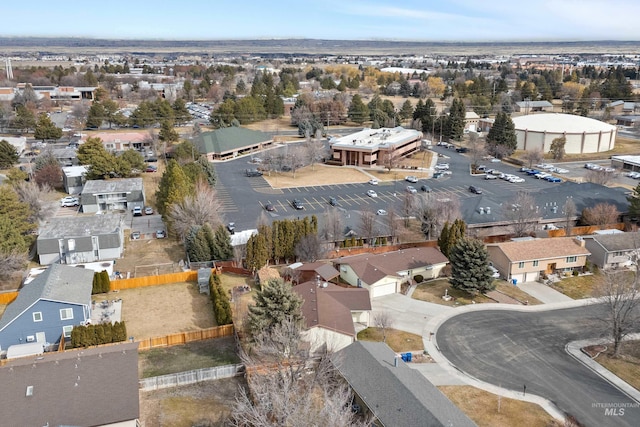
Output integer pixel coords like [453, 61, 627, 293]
[62, 165, 88, 195]
[37, 215, 124, 265]
[80, 177, 145, 213]
[582, 231, 640, 269]
[0, 264, 93, 353]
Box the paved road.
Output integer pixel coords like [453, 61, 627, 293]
[436, 304, 640, 427]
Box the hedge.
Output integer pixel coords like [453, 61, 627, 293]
[70, 321, 127, 348]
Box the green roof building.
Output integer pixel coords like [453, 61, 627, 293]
[194, 127, 273, 161]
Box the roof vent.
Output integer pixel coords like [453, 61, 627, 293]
[478, 207, 484, 215]
[486, 207, 491, 214]
[26, 386, 33, 397]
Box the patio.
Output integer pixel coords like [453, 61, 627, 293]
[90, 299, 123, 324]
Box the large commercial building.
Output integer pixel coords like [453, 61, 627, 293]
[513, 113, 617, 154]
[329, 127, 423, 167]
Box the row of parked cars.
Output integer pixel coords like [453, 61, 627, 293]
[585, 163, 615, 173]
[519, 167, 563, 182]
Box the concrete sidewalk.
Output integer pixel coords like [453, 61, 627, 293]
[515, 281, 573, 303]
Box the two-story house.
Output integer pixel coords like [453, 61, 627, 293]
[582, 231, 640, 270]
[80, 178, 145, 213]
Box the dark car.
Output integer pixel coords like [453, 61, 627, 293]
[433, 172, 444, 179]
[420, 185, 432, 192]
[456, 147, 469, 153]
[469, 185, 483, 194]
[292, 199, 304, 210]
[264, 202, 275, 211]
[227, 222, 236, 234]
[328, 197, 338, 206]
[246, 169, 263, 177]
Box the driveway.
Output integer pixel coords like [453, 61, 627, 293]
[434, 304, 640, 427]
[371, 293, 452, 336]
[515, 281, 574, 304]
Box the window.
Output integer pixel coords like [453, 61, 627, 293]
[566, 256, 577, 263]
[32, 312, 42, 322]
[533, 260, 539, 267]
[63, 325, 73, 338]
[613, 251, 625, 257]
[60, 308, 73, 320]
[518, 262, 525, 268]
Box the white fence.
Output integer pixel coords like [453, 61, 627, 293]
[139, 364, 244, 391]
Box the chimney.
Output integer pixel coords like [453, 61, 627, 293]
[394, 355, 399, 367]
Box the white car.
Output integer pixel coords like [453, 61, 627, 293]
[490, 157, 501, 163]
[535, 172, 551, 179]
[484, 174, 497, 180]
[405, 176, 418, 183]
[368, 179, 379, 185]
[60, 196, 79, 207]
[536, 163, 554, 170]
[376, 209, 388, 216]
[435, 163, 450, 170]
[508, 177, 525, 183]
[489, 265, 500, 278]
[367, 189, 378, 198]
[552, 167, 569, 174]
[406, 186, 417, 194]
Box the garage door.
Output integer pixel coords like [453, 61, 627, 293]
[372, 282, 396, 298]
[510, 274, 524, 284]
[524, 272, 539, 283]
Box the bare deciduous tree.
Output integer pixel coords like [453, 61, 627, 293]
[469, 133, 486, 167]
[419, 193, 461, 240]
[294, 234, 325, 262]
[0, 251, 28, 289]
[585, 169, 615, 186]
[168, 179, 222, 240]
[594, 269, 640, 357]
[373, 311, 395, 343]
[322, 208, 345, 245]
[521, 148, 544, 168]
[581, 203, 620, 226]
[12, 181, 56, 224]
[502, 191, 540, 237]
[401, 192, 417, 227]
[358, 207, 378, 245]
[563, 198, 577, 236]
[304, 138, 327, 171]
[380, 148, 401, 173]
[386, 207, 400, 244]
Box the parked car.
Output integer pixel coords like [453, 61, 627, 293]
[227, 222, 236, 234]
[469, 185, 482, 194]
[508, 177, 525, 183]
[246, 169, 263, 177]
[552, 167, 569, 174]
[264, 202, 275, 211]
[433, 172, 444, 179]
[368, 178, 379, 185]
[489, 157, 501, 163]
[435, 163, 450, 170]
[535, 172, 551, 179]
[60, 196, 79, 207]
[520, 167, 532, 173]
[545, 176, 563, 183]
[145, 165, 157, 172]
[489, 265, 500, 278]
[367, 189, 378, 198]
[406, 185, 417, 194]
[132, 206, 142, 216]
[328, 197, 338, 206]
[405, 175, 418, 183]
[144, 206, 153, 215]
[420, 185, 432, 192]
[292, 199, 304, 210]
[456, 147, 469, 153]
[130, 231, 141, 240]
[156, 229, 166, 239]
[484, 174, 497, 180]
[527, 169, 542, 176]
[376, 209, 388, 216]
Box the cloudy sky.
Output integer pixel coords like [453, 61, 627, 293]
[2, 0, 639, 41]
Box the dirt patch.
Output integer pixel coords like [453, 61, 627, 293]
[357, 327, 424, 353]
[94, 282, 215, 340]
[138, 337, 240, 378]
[139, 377, 245, 427]
[439, 385, 557, 427]
[220, 273, 257, 331]
[263, 164, 372, 188]
[115, 238, 186, 277]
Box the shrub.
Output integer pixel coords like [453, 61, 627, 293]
[413, 274, 424, 283]
[70, 321, 128, 348]
[209, 273, 233, 325]
[572, 270, 579, 276]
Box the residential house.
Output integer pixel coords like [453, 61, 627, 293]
[293, 281, 371, 352]
[194, 127, 273, 161]
[50, 147, 79, 166]
[287, 261, 340, 284]
[615, 115, 640, 127]
[334, 247, 449, 298]
[582, 231, 640, 269]
[62, 165, 88, 195]
[0, 342, 139, 426]
[80, 178, 145, 213]
[329, 127, 423, 167]
[37, 215, 124, 265]
[87, 131, 150, 152]
[514, 100, 553, 113]
[464, 111, 480, 132]
[0, 264, 94, 352]
[487, 237, 590, 283]
[332, 341, 476, 427]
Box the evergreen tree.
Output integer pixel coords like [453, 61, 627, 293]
[627, 183, 640, 217]
[187, 226, 212, 262]
[158, 120, 179, 143]
[100, 270, 111, 293]
[34, 113, 63, 141]
[246, 233, 269, 271]
[212, 224, 233, 260]
[155, 159, 193, 216]
[77, 137, 118, 179]
[0, 139, 19, 168]
[172, 98, 192, 125]
[86, 102, 106, 128]
[448, 98, 466, 141]
[347, 94, 369, 124]
[11, 105, 36, 132]
[449, 238, 495, 296]
[247, 279, 303, 337]
[210, 273, 233, 325]
[486, 112, 517, 158]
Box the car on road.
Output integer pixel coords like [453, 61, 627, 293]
[156, 229, 166, 239]
[328, 197, 338, 206]
[376, 209, 388, 216]
[132, 206, 142, 216]
[130, 231, 141, 240]
[489, 157, 501, 163]
[420, 185, 432, 192]
[468, 185, 482, 194]
[484, 174, 497, 180]
[406, 185, 417, 194]
[264, 202, 275, 211]
[227, 222, 236, 234]
[405, 175, 418, 183]
[60, 196, 79, 207]
[455, 147, 469, 153]
[144, 206, 153, 215]
[368, 178, 379, 185]
[246, 169, 263, 177]
[367, 189, 378, 198]
[292, 199, 304, 210]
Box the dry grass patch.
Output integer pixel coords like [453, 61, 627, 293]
[0, 303, 6, 318]
[550, 273, 600, 299]
[219, 273, 256, 329]
[94, 282, 215, 340]
[139, 377, 244, 427]
[594, 340, 640, 392]
[439, 386, 558, 427]
[115, 237, 186, 275]
[357, 327, 423, 352]
[494, 281, 543, 305]
[412, 279, 493, 306]
[263, 163, 372, 188]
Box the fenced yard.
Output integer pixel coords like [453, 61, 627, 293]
[139, 363, 244, 391]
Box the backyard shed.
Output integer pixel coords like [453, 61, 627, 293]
[198, 268, 211, 294]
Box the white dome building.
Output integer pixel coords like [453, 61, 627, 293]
[513, 113, 617, 154]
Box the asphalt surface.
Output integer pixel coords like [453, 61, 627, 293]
[436, 304, 640, 427]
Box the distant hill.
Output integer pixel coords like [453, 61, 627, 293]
[0, 37, 639, 56]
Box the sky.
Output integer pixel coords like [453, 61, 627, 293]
[2, 0, 640, 42]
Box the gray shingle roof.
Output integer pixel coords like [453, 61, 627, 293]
[0, 342, 139, 426]
[0, 264, 94, 332]
[82, 177, 143, 194]
[589, 231, 640, 252]
[38, 215, 123, 240]
[195, 127, 271, 154]
[332, 341, 476, 427]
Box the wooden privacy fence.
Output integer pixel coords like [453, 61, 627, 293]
[137, 324, 234, 351]
[0, 291, 18, 304]
[139, 364, 244, 391]
[111, 270, 199, 290]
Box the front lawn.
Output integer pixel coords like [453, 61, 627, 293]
[357, 327, 424, 352]
[493, 281, 543, 305]
[594, 340, 640, 392]
[550, 273, 600, 299]
[412, 279, 493, 306]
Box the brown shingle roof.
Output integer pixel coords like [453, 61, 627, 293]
[294, 281, 371, 336]
[335, 247, 448, 284]
[293, 262, 340, 281]
[493, 237, 590, 262]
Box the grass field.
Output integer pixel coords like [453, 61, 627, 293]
[357, 327, 424, 352]
[550, 273, 600, 299]
[138, 336, 240, 378]
[595, 340, 640, 392]
[439, 386, 558, 427]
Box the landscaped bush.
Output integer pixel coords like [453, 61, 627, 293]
[91, 270, 111, 294]
[210, 273, 233, 325]
[413, 274, 424, 283]
[70, 321, 127, 348]
[572, 270, 579, 276]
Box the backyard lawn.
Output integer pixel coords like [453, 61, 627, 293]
[357, 327, 424, 353]
[93, 282, 215, 340]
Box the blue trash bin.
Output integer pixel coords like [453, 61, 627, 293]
[512, 278, 518, 285]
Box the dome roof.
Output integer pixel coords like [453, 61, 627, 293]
[512, 113, 616, 134]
